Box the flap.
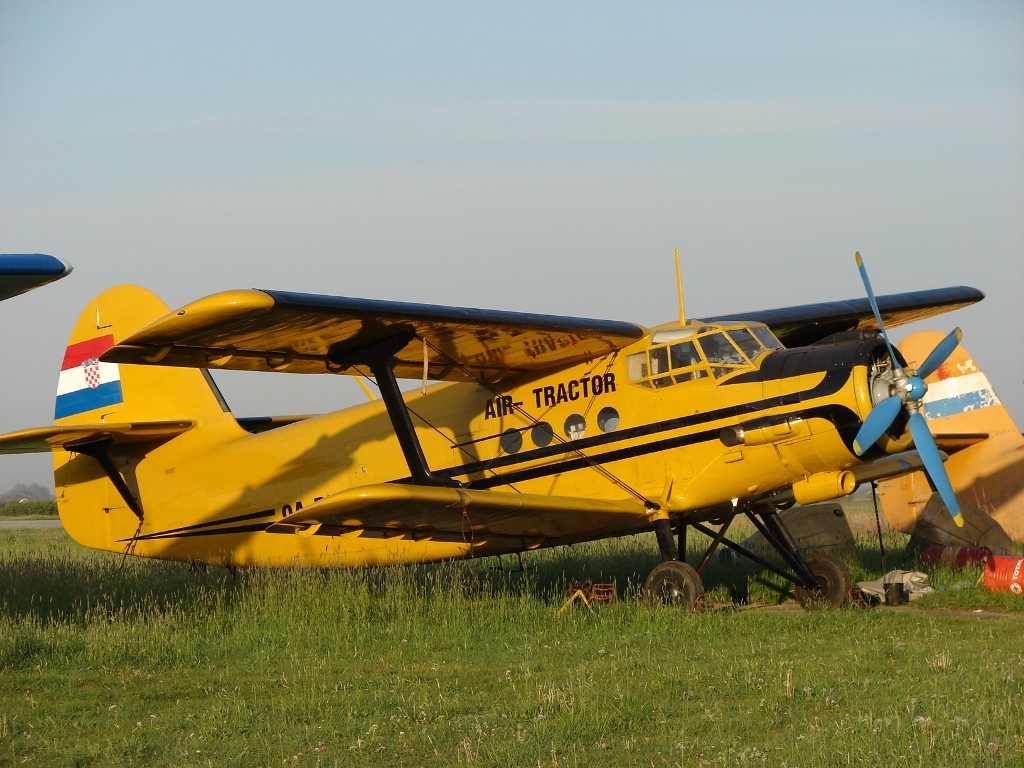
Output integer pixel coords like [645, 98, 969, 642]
[0, 421, 195, 454]
[705, 286, 984, 348]
[101, 289, 647, 381]
[266, 483, 651, 541]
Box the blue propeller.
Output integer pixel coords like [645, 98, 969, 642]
[851, 253, 964, 527]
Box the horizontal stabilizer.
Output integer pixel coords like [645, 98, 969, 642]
[932, 433, 989, 452]
[101, 289, 646, 381]
[0, 420, 195, 454]
[267, 483, 650, 543]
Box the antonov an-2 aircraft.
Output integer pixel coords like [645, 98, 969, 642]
[0, 255, 981, 608]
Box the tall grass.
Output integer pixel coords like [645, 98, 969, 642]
[1, 528, 1022, 766]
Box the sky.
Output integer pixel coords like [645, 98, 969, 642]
[1, 1, 1022, 491]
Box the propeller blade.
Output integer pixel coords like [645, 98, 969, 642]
[854, 252, 902, 375]
[853, 395, 903, 455]
[916, 327, 962, 380]
[908, 412, 964, 527]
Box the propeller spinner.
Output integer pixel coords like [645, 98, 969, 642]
[851, 252, 964, 527]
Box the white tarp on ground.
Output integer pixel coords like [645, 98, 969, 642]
[858, 570, 935, 602]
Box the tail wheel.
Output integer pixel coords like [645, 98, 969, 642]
[794, 555, 852, 609]
[644, 560, 704, 609]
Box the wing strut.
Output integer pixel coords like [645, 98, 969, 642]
[328, 332, 461, 488]
[73, 438, 145, 521]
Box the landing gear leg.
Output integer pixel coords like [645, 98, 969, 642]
[749, 506, 851, 609]
[653, 518, 679, 562]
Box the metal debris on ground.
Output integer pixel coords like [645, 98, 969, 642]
[847, 587, 871, 608]
[556, 581, 616, 616]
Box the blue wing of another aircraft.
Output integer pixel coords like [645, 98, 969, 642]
[0, 254, 73, 302]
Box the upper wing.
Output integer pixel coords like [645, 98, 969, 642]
[0, 421, 194, 454]
[0, 254, 73, 302]
[102, 289, 647, 381]
[704, 286, 984, 348]
[266, 483, 652, 549]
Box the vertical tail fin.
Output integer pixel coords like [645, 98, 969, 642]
[55, 285, 227, 425]
[51, 285, 231, 555]
[902, 330, 1016, 437]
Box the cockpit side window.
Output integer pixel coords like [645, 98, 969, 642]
[650, 346, 669, 375]
[669, 340, 708, 383]
[626, 352, 649, 381]
[699, 332, 745, 364]
[728, 328, 765, 361]
[626, 339, 709, 388]
[669, 340, 700, 368]
[751, 326, 784, 351]
[648, 346, 673, 388]
[628, 325, 769, 388]
[698, 332, 748, 379]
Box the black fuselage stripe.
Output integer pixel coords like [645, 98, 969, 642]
[134, 507, 276, 538]
[467, 403, 858, 490]
[121, 522, 272, 542]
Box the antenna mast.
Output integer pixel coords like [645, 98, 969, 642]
[674, 247, 687, 325]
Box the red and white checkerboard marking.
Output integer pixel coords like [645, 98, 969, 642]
[83, 358, 101, 389]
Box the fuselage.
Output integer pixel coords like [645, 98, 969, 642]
[56, 323, 902, 567]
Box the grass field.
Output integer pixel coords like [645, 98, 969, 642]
[1, 504, 1022, 767]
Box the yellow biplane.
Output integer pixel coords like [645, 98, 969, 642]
[0, 254, 983, 608]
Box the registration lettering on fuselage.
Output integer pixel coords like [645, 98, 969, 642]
[532, 373, 616, 408]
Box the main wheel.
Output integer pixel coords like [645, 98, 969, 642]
[644, 560, 704, 609]
[794, 555, 852, 609]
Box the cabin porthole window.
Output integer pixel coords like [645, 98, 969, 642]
[500, 429, 523, 455]
[597, 407, 620, 432]
[531, 422, 554, 448]
[564, 414, 587, 441]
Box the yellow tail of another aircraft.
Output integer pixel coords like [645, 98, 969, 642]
[877, 330, 1024, 551]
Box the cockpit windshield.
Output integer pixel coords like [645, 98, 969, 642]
[626, 323, 782, 388]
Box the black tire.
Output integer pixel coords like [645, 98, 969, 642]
[643, 560, 704, 609]
[794, 555, 852, 609]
